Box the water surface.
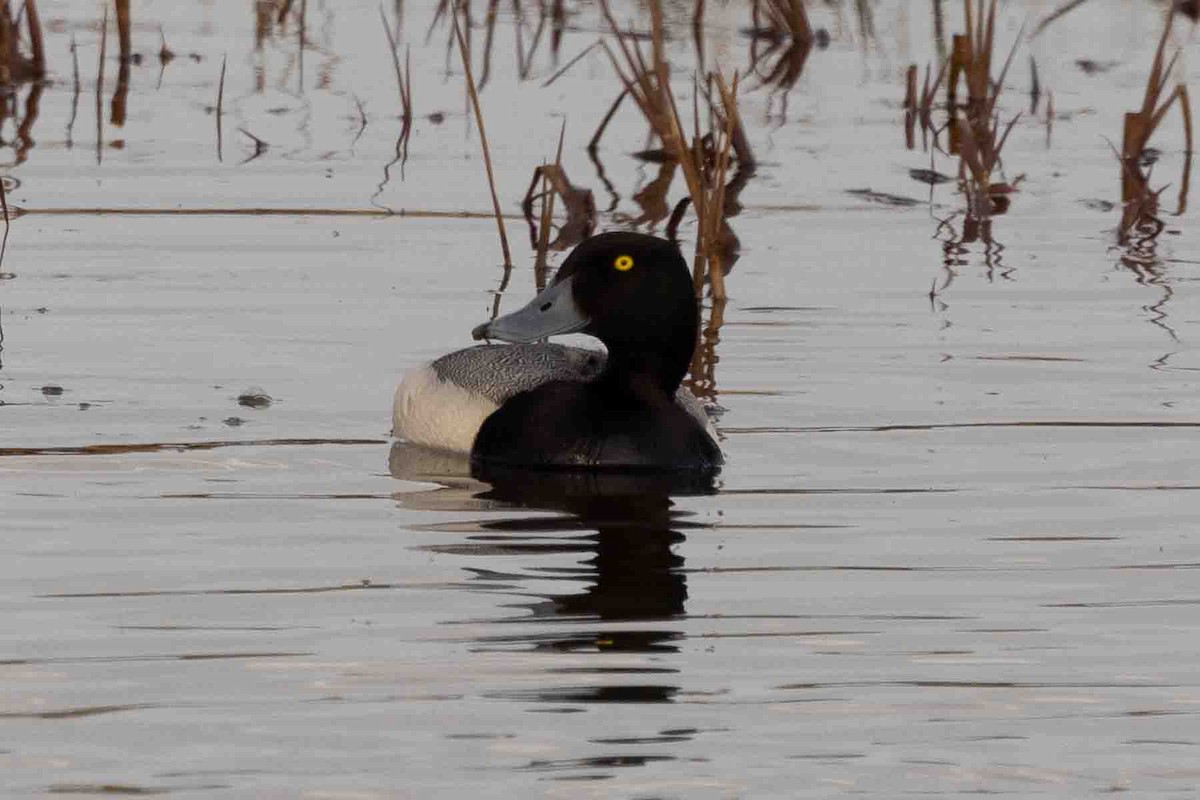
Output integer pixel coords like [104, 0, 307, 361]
[3, 1, 1200, 796]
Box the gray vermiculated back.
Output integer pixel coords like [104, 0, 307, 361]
[429, 344, 606, 405]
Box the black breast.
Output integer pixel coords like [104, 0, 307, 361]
[471, 381, 722, 472]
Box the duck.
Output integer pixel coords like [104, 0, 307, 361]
[392, 232, 722, 472]
[469, 231, 723, 472]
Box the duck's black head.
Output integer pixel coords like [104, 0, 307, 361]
[473, 231, 699, 394]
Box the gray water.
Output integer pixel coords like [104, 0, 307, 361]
[3, 1, 1200, 796]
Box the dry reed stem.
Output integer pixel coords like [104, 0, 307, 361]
[451, 0, 512, 268]
[523, 135, 596, 265]
[1045, 90, 1054, 147]
[380, 5, 412, 118]
[1028, 55, 1040, 115]
[0, 0, 45, 84]
[26, 0, 43, 76]
[541, 39, 599, 88]
[1118, 7, 1193, 240]
[587, 87, 628, 151]
[904, 64, 917, 149]
[277, 0, 296, 26]
[533, 120, 566, 285]
[114, 0, 130, 62]
[903, 59, 947, 151]
[700, 72, 738, 299]
[66, 34, 79, 145]
[479, 0, 498, 88]
[946, 0, 1022, 218]
[0, 174, 9, 271]
[598, 0, 743, 298]
[94, 3, 107, 165]
[216, 54, 226, 161]
[297, 0, 307, 91]
[761, 0, 812, 42]
[1032, 0, 1092, 37]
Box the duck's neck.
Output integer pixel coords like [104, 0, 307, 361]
[600, 338, 692, 400]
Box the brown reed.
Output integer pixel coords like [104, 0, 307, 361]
[215, 55, 226, 161]
[0, 0, 45, 85]
[0, 172, 9, 272]
[757, 0, 812, 42]
[903, 60, 946, 151]
[538, 124, 565, 284]
[380, 5, 413, 121]
[451, 0, 512, 268]
[1118, 8, 1193, 242]
[94, 3, 107, 164]
[946, 0, 1022, 219]
[522, 123, 596, 284]
[597, 0, 744, 299]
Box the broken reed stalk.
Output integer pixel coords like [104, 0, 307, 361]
[1118, 7, 1193, 241]
[451, 0, 512, 268]
[598, 0, 742, 299]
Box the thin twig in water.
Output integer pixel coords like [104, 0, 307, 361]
[1031, 0, 1091, 37]
[0, 175, 10, 272]
[541, 40, 599, 88]
[94, 3, 107, 165]
[588, 86, 629, 152]
[297, 0, 307, 92]
[66, 34, 80, 147]
[451, 0, 512, 268]
[352, 94, 368, 144]
[216, 54, 226, 162]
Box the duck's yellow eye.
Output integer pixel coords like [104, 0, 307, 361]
[614, 254, 635, 272]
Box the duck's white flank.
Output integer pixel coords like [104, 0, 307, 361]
[392, 364, 499, 453]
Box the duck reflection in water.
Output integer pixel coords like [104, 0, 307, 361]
[389, 442, 716, 703]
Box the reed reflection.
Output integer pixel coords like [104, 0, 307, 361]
[931, 211, 1011, 296]
[1119, 238, 1179, 344]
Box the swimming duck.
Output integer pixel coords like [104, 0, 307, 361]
[469, 231, 723, 472]
[391, 233, 721, 470]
